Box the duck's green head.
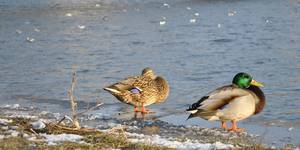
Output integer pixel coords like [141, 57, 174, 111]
[232, 72, 264, 88]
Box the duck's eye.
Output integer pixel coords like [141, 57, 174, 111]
[130, 87, 142, 94]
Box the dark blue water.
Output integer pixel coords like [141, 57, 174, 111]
[1, 0, 300, 145]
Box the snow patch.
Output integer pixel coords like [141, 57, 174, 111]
[0, 118, 13, 125]
[126, 132, 234, 150]
[41, 133, 84, 145]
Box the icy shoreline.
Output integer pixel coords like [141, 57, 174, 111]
[0, 103, 282, 150]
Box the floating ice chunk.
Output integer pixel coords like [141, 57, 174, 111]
[159, 21, 166, 26]
[218, 24, 222, 28]
[194, 13, 199, 16]
[163, 3, 170, 8]
[288, 127, 294, 132]
[16, 29, 22, 34]
[31, 120, 46, 130]
[41, 133, 83, 145]
[190, 19, 196, 23]
[228, 11, 237, 16]
[65, 13, 72, 17]
[26, 37, 35, 43]
[34, 28, 40, 32]
[78, 25, 86, 29]
[95, 4, 101, 7]
[186, 7, 191, 10]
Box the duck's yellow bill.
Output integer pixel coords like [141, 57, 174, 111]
[251, 79, 264, 87]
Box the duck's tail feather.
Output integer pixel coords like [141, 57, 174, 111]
[186, 109, 219, 121]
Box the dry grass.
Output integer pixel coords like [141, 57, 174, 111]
[0, 117, 173, 150]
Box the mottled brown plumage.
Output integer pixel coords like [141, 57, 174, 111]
[104, 67, 169, 113]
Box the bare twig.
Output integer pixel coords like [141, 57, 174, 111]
[56, 115, 74, 125]
[77, 102, 104, 116]
[68, 72, 81, 129]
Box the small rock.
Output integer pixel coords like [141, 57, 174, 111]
[0, 135, 4, 139]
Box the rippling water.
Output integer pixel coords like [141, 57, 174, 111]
[1, 0, 300, 143]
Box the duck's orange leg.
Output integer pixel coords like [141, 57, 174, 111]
[134, 106, 139, 112]
[221, 121, 227, 129]
[228, 120, 245, 132]
[141, 104, 150, 114]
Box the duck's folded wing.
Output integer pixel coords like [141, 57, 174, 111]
[104, 76, 138, 93]
[187, 85, 250, 111]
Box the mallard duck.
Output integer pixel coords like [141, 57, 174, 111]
[186, 72, 265, 132]
[104, 67, 169, 114]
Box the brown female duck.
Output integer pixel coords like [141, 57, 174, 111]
[104, 67, 169, 114]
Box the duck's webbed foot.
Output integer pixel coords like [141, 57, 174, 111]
[228, 120, 245, 132]
[221, 121, 227, 130]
